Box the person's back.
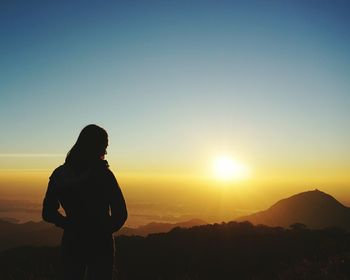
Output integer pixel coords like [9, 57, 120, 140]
[42, 124, 127, 280]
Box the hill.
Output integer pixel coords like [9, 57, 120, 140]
[236, 189, 350, 230]
[0, 219, 62, 251]
[117, 218, 207, 236]
[1, 189, 349, 253]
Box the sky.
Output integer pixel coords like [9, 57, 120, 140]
[1, 0, 350, 226]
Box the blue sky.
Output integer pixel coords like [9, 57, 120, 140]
[1, 0, 349, 174]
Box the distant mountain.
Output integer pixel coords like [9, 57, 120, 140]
[236, 189, 350, 230]
[0, 218, 207, 251]
[1, 189, 348, 252]
[0, 219, 62, 251]
[0, 217, 19, 223]
[117, 218, 207, 237]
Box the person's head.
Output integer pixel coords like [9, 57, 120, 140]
[65, 124, 108, 170]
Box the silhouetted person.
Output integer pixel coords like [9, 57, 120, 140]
[42, 124, 127, 280]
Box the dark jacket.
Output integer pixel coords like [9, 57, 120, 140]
[42, 160, 127, 237]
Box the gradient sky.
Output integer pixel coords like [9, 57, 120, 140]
[1, 1, 350, 225]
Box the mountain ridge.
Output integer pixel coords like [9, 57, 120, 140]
[0, 218, 207, 251]
[1, 189, 349, 251]
[236, 189, 350, 230]
[117, 218, 207, 236]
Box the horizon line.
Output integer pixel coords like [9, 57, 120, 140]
[0, 154, 65, 158]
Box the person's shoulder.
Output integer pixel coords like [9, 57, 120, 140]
[49, 163, 74, 183]
[50, 164, 66, 179]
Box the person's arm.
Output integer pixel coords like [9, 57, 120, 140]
[107, 170, 128, 233]
[42, 174, 68, 229]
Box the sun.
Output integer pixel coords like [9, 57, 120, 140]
[213, 155, 250, 181]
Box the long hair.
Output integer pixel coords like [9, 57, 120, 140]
[65, 124, 108, 171]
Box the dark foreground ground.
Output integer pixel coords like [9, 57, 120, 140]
[1, 222, 350, 280]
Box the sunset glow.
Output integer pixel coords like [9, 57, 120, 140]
[0, 1, 349, 228]
[213, 156, 250, 181]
